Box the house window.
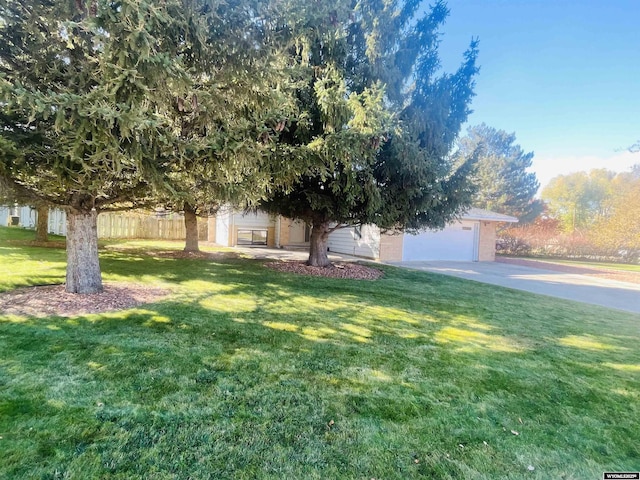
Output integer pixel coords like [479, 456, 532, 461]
[237, 230, 268, 246]
[354, 225, 362, 239]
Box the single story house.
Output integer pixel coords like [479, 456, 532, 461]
[3, 203, 516, 261]
[209, 207, 518, 262]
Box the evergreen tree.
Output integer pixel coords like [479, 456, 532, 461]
[458, 123, 542, 222]
[153, 0, 299, 252]
[261, 0, 480, 267]
[0, 0, 208, 292]
[0, 0, 289, 290]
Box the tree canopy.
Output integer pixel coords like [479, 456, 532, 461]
[541, 169, 615, 232]
[144, 0, 299, 253]
[504, 165, 640, 262]
[457, 123, 541, 222]
[0, 0, 294, 291]
[260, 0, 480, 266]
[592, 190, 640, 261]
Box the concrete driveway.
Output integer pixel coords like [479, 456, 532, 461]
[392, 261, 640, 314]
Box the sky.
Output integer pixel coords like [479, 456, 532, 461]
[435, 0, 640, 190]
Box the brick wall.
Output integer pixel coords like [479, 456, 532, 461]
[278, 218, 291, 246]
[478, 221, 497, 261]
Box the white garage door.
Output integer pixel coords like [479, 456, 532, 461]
[402, 222, 479, 261]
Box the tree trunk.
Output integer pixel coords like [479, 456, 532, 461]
[35, 204, 49, 242]
[66, 209, 103, 294]
[307, 220, 331, 267]
[183, 203, 200, 252]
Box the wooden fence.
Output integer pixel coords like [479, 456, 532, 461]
[97, 212, 189, 240]
[2, 206, 207, 241]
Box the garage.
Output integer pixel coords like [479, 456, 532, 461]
[402, 221, 479, 261]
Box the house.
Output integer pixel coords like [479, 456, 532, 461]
[209, 207, 518, 262]
[0, 205, 37, 228]
[3, 203, 516, 261]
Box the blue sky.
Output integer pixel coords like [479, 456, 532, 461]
[436, 0, 640, 189]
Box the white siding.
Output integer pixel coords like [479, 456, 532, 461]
[0, 206, 10, 226]
[233, 211, 274, 229]
[211, 209, 275, 246]
[19, 206, 37, 228]
[215, 207, 231, 246]
[0, 205, 36, 227]
[327, 224, 380, 259]
[0, 205, 65, 235]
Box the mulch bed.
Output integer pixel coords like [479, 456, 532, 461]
[265, 261, 383, 280]
[0, 283, 171, 318]
[6, 240, 66, 249]
[149, 250, 239, 260]
[497, 257, 640, 285]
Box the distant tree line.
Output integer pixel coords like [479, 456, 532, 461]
[500, 166, 640, 262]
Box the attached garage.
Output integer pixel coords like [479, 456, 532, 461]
[402, 221, 479, 261]
[395, 209, 518, 262]
[210, 206, 517, 263]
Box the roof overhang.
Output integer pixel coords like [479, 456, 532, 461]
[461, 208, 519, 223]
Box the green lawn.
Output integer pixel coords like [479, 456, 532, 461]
[1, 226, 639, 479]
[502, 254, 640, 273]
[547, 259, 640, 273]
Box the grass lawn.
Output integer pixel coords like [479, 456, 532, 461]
[503, 255, 640, 273]
[549, 259, 640, 273]
[1, 226, 639, 479]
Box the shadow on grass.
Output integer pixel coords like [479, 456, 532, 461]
[2, 249, 640, 478]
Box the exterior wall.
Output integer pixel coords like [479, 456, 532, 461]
[327, 224, 380, 259]
[233, 211, 275, 229]
[207, 217, 217, 242]
[278, 217, 292, 246]
[0, 205, 36, 228]
[478, 221, 497, 261]
[215, 207, 232, 246]
[288, 220, 308, 244]
[379, 232, 404, 261]
[18, 206, 36, 228]
[229, 211, 274, 247]
[0, 206, 9, 226]
[1, 203, 506, 262]
[1, 206, 18, 227]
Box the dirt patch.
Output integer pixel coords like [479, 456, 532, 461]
[265, 261, 383, 280]
[0, 283, 171, 318]
[6, 240, 66, 249]
[497, 257, 640, 285]
[149, 250, 239, 260]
